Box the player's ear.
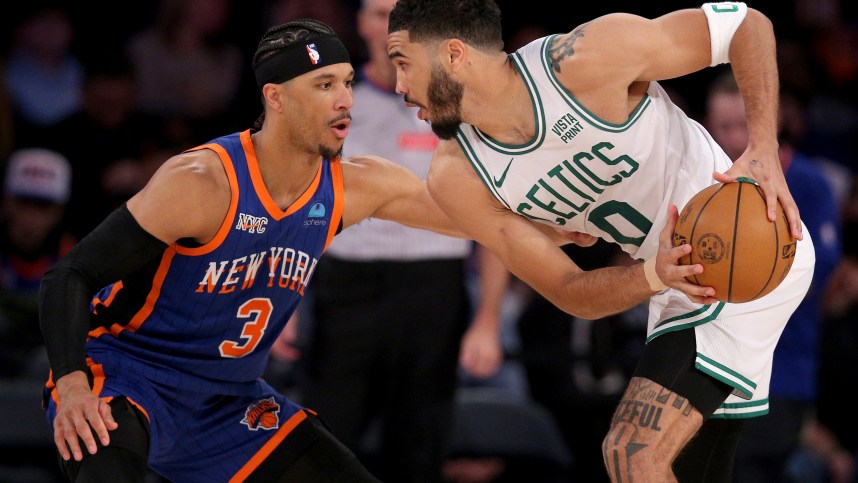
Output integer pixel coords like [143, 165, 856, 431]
[444, 38, 468, 72]
[261, 83, 286, 113]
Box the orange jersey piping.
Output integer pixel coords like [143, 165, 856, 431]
[241, 130, 323, 220]
[323, 157, 344, 251]
[229, 410, 308, 482]
[87, 249, 177, 339]
[174, 143, 241, 257]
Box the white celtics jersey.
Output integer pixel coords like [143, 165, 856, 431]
[455, 34, 733, 261]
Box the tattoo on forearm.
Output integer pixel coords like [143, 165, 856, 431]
[750, 159, 762, 168]
[548, 23, 588, 73]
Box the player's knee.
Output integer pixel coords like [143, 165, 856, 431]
[64, 446, 148, 482]
[601, 423, 623, 477]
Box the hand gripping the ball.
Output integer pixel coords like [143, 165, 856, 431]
[672, 180, 795, 303]
[654, 205, 718, 304]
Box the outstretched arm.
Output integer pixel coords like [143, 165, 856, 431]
[340, 154, 465, 237]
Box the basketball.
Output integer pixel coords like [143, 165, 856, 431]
[672, 179, 796, 303]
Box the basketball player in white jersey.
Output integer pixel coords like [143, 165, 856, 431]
[387, 1, 815, 481]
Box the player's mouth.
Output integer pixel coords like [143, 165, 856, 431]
[330, 115, 351, 139]
[403, 97, 429, 121]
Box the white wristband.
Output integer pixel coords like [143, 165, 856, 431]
[702, 2, 748, 66]
[643, 258, 668, 292]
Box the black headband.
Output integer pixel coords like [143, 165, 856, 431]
[253, 34, 351, 89]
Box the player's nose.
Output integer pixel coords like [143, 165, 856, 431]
[395, 73, 408, 95]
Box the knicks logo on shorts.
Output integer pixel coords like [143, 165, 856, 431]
[241, 397, 280, 431]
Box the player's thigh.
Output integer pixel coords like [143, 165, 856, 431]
[603, 329, 734, 475]
[632, 328, 734, 417]
[244, 411, 380, 483]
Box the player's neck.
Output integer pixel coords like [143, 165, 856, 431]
[464, 55, 534, 144]
[250, 129, 323, 209]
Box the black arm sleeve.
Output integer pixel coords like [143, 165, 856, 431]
[39, 204, 169, 380]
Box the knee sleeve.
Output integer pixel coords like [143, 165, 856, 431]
[633, 329, 734, 417]
[673, 418, 744, 483]
[68, 447, 148, 483]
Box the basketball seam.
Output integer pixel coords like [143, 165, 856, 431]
[689, 184, 724, 287]
[749, 184, 778, 301]
[728, 184, 742, 302]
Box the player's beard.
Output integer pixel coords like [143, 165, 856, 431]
[318, 143, 343, 161]
[427, 64, 464, 140]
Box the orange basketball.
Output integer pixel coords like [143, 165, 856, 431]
[672, 179, 796, 303]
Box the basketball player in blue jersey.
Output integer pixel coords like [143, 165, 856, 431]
[36, 19, 508, 483]
[387, 1, 815, 482]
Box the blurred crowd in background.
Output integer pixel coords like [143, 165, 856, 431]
[0, 0, 856, 482]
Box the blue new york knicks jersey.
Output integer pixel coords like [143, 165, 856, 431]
[86, 129, 343, 390]
[43, 130, 346, 482]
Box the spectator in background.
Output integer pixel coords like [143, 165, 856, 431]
[282, 1, 508, 481]
[703, 71, 843, 483]
[816, 178, 858, 483]
[3, 5, 83, 146]
[125, 0, 243, 144]
[265, 0, 361, 63]
[0, 66, 14, 163]
[0, 148, 75, 379]
[47, 53, 168, 238]
[514, 240, 647, 483]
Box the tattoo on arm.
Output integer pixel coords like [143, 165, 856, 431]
[548, 22, 589, 74]
[750, 159, 762, 168]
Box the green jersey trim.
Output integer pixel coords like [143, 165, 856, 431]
[454, 132, 512, 210]
[695, 352, 756, 399]
[468, 52, 546, 155]
[540, 34, 651, 133]
[709, 398, 770, 419]
[647, 302, 725, 342]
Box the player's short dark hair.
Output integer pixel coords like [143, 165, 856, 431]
[388, 0, 503, 52]
[253, 19, 337, 68]
[252, 19, 338, 129]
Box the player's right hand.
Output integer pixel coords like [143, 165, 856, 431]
[657, 205, 718, 304]
[53, 371, 118, 461]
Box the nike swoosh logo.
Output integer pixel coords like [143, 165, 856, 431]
[493, 158, 514, 188]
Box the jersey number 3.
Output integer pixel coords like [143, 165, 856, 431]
[219, 298, 273, 358]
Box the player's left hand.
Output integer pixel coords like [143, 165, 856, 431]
[714, 144, 802, 241]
